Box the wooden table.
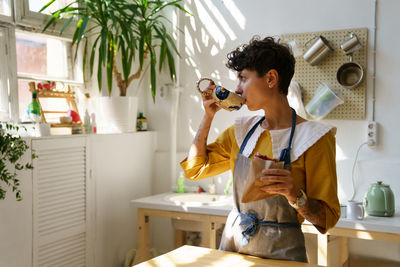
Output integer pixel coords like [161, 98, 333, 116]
[133, 194, 400, 266]
[134, 245, 320, 267]
[136, 208, 227, 263]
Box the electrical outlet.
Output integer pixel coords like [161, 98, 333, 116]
[367, 121, 377, 146]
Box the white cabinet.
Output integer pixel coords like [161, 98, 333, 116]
[32, 136, 94, 267]
[0, 132, 156, 267]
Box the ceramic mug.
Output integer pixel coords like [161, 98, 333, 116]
[347, 200, 365, 220]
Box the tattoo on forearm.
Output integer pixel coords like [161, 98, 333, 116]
[194, 118, 210, 144]
[299, 199, 326, 230]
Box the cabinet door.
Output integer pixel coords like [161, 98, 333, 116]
[32, 137, 93, 267]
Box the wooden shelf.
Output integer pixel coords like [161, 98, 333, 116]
[50, 123, 82, 128]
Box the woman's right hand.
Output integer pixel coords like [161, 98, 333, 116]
[202, 81, 221, 118]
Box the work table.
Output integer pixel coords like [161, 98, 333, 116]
[132, 193, 400, 266]
[135, 245, 320, 267]
[131, 192, 400, 234]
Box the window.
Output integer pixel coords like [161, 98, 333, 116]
[0, 0, 11, 16]
[0, 1, 82, 122]
[28, 0, 72, 14]
[0, 26, 18, 122]
[15, 0, 76, 33]
[0, 28, 10, 120]
[16, 31, 81, 121]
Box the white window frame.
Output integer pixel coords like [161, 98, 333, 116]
[13, 29, 85, 121]
[14, 0, 75, 38]
[0, 1, 83, 122]
[0, 0, 14, 23]
[15, 29, 83, 83]
[0, 24, 18, 122]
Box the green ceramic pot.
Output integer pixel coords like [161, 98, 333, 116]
[364, 181, 395, 217]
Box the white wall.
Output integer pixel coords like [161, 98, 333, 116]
[0, 144, 32, 267]
[91, 132, 156, 267]
[147, 0, 400, 262]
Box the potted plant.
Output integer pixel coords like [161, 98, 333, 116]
[0, 123, 36, 201]
[41, 0, 189, 132]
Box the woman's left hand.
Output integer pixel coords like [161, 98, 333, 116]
[259, 169, 299, 203]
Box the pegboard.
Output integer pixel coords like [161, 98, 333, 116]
[281, 28, 368, 120]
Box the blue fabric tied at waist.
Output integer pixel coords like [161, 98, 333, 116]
[239, 211, 301, 246]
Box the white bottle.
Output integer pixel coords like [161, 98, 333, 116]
[91, 113, 97, 133]
[84, 109, 91, 134]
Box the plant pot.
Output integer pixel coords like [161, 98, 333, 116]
[97, 96, 138, 133]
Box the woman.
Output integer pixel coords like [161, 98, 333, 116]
[180, 36, 340, 262]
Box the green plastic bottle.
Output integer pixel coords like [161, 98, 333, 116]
[177, 172, 185, 193]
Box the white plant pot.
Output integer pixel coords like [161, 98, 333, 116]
[97, 96, 138, 133]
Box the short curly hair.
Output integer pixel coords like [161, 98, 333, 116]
[226, 36, 295, 95]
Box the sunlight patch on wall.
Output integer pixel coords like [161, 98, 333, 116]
[194, 39, 202, 53]
[211, 70, 221, 80]
[188, 57, 197, 67]
[189, 15, 197, 31]
[172, 10, 178, 40]
[210, 44, 219, 56]
[194, 69, 201, 78]
[195, 0, 226, 48]
[201, 28, 210, 47]
[185, 58, 191, 66]
[222, 0, 245, 30]
[228, 70, 237, 80]
[184, 26, 195, 55]
[336, 144, 347, 160]
[190, 95, 200, 103]
[204, 0, 237, 41]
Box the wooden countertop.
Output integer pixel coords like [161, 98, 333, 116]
[134, 245, 319, 267]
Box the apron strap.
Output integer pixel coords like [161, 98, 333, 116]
[278, 108, 297, 170]
[239, 116, 265, 154]
[239, 108, 296, 167]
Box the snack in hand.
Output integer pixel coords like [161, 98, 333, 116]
[241, 152, 284, 203]
[254, 152, 278, 162]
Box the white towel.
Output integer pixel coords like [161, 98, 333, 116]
[287, 81, 307, 119]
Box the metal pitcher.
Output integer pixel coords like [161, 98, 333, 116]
[303, 35, 334, 66]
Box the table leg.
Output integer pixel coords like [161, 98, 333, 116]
[317, 234, 328, 266]
[339, 237, 349, 267]
[175, 230, 186, 248]
[202, 222, 216, 249]
[136, 208, 151, 263]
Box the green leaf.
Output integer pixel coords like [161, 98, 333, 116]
[38, 0, 190, 97]
[90, 35, 101, 76]
[139, 33, 145, 68]
[60, 16, 74, 34]
[82, 38, 88, 82]
[97, 49, 103, 92]
[39, 0, 56, 13]
[106, 36, 114, 96]
[149, 48, 156, 102]
[77, 16, 90, 46]
[166, 47, 176, 81]
[158, 41, 166, 72]
[42, 15, 57, 32]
